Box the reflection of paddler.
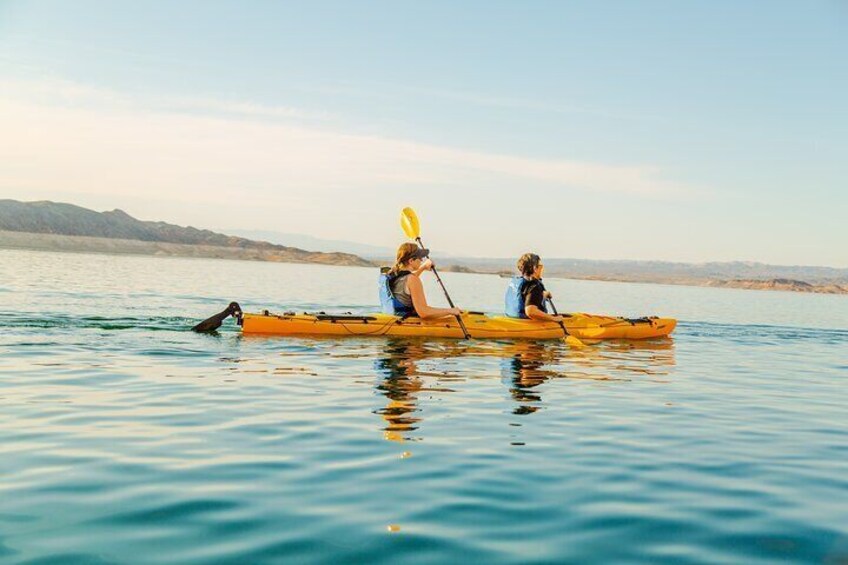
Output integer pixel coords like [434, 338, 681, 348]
[374, 339, 428, 442]
[373, 339, 480, 442]
[501, 342, 559, 415]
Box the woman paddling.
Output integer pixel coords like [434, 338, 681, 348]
[504, 253, 564, 322]
[380, 242, 462, 320]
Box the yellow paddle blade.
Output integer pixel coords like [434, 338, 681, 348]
[577, 326, 607, 338]
[564, 335, 587, 348]
[400, 207, 420, 239]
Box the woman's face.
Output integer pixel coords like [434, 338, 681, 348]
[407, 256, 422, 270]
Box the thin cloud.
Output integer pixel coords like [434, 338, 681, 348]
[294, 81, 660, 122]
[387, 84, 660, 122]
[0, 77, 687, 201]
[1, 77, 332, 122]
[172, 98, 332, 121]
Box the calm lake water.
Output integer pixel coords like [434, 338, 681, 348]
[1, 249, 846, 564]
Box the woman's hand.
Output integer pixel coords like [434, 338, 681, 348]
[448, 307, 462, 316]
[543, 290, 553, 300]
[419, 258, 434, 271]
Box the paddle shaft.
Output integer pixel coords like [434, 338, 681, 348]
[415, 237, 470, 339]
[547, 298, 574, 338]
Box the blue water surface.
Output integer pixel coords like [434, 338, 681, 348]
[1, 250, 846, 564]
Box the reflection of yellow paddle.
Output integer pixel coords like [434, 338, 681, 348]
[401, 207, 471, 339]
[547, 299, 587, 348]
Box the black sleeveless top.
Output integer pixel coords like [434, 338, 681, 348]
[389, 271, 413, 309]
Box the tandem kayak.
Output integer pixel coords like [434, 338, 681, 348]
[240, 311, 676, 340]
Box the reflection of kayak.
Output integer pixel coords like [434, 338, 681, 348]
[240, 311, 676, 340]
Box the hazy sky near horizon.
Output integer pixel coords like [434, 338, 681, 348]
[1, 1, 846, 266]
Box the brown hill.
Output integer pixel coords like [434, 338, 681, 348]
[705, 278, 847, 294]
[0, 200, 373, 267]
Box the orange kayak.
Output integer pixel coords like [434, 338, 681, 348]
[241, 311, 676, 340]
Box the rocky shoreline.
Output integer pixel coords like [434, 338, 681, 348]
[704, 278, 847, 294]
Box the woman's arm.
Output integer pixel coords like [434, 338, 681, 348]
[407, 274, 461, 320]
[410, 258, 433, 277]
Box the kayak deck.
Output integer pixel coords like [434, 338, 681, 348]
[240, 311, 676, 340]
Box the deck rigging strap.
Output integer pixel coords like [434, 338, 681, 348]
[314, 315, 379, 322]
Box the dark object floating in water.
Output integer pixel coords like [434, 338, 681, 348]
[192, 302, 242, 333]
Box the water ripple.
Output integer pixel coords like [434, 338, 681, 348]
[2, 253, 847, 563]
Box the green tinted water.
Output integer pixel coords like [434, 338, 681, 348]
[1, 250, 846, 563]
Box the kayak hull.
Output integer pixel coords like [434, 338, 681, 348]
[240, 312, 676, 340]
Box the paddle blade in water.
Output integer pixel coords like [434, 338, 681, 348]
[400, 207, 420, 239]
[564, 334, 587, 348]
[576, 326, 607, 339]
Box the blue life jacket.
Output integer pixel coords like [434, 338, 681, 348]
[378, 270, 416, 316]
[504, 276, 547, 318]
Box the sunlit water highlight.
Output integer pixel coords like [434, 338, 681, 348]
[1, 250, 846, 563]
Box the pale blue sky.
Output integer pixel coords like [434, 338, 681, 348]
[1, 1, 845, 266]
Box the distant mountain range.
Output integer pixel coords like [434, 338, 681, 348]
[449, 256, 848, 286]
[1, 199, 845, 294]
[222, 229, 395, 259]
[211, 230, 848, 285]
[218, 227, 848, 290]
[0, 200, 373, 267]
